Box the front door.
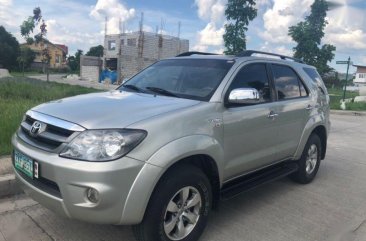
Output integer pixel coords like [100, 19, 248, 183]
[222, 63, 280, 180]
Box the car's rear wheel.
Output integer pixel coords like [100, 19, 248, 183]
[133, 164, 211, 241]
[291, 133, 322, 184]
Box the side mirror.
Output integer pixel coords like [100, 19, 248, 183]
[228, 88, 260, 104]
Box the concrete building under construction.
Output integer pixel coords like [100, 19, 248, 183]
[104, 31, 189, 81]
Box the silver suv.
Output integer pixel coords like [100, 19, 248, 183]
[12, 50, 330, 241]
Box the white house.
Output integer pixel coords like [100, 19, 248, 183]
[353, 64, 366, 85]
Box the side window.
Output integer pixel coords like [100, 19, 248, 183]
[229, 63, 271, 103]
[272, 65, 306, 100]
[303, 67, 322, 84]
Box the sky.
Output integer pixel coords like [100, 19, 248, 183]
[0, 0, 365, 73]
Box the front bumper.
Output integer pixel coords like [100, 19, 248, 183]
[12, 134, 162, 225]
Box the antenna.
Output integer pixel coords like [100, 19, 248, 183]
[139, 12, 144, 33]
[160, 18, 165, 35]
[119, 18, 122, 34]
[104, 16, 108, 36]
[177, 21, 181, 39]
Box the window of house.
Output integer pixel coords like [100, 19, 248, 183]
[55, 54, 61, 64]
[273, 64, 307, 100]
[228, 63, 271, 104]
[121, 39, 125, 46]
[108, 40, 116, 50]
[127, 38, 136, 46]
[359, 73, 366, 78]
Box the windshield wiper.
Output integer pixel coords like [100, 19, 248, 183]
[122, 84, 145, 93]
[145, 87, 178, 97]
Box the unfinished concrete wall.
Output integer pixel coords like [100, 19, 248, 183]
[80, 56, 102, 82]
[104, 31, 189, 80]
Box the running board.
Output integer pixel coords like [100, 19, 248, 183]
[221, 162, 298, 200]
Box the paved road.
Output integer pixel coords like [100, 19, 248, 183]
[1, 114, 366, 241]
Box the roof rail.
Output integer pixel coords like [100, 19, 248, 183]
[236, 50, 304, 64]
[176, 51, 218, 57]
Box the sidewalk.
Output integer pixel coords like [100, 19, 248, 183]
[0, 157, 22, 198]
[330, 109, 366, 116]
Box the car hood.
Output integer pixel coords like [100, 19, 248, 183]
[32, 90, 200, 129]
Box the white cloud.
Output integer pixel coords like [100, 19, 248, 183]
[90, 0, 136, 34]
[193, 0, 227, 51]
[259, 0, 313, 44]
[323, 5, 366, 51]
[260, 41, 293, 56]
[45, 19, 103, 47]
[0, 0, 12, 6]
[196, 23, 225, 46]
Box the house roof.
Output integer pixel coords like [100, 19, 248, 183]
[55, 44, 68, 55]
[20, 40, 68, 54]
[353, 64, 366, 68]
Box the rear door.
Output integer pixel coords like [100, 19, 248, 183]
[270, 64, 311, 160]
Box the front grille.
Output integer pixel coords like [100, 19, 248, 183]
[18, 113, 80, 152]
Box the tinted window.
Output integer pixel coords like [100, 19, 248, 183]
[303, 67, 322, 84]
[229, 64, 271, 103]
[121, 59, 234, 101]
[272, 65, 304, 100]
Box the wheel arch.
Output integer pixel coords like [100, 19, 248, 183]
[158, 154, 221, 209]
[120, 135, 224, 224]
[294, 122, 328, 160]
[311, 125, 327, 160]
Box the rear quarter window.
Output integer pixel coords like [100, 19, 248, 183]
[303, 67, 322, 84]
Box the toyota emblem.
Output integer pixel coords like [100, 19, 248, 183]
[30, 121, 44, 136]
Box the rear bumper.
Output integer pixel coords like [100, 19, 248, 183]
[12, 134, 162, 225]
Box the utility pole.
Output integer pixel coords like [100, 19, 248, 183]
[336, 57, 352, 101]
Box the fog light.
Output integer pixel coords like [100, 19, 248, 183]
[86, 188, 99, 203]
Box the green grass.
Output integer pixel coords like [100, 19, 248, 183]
[0, 77, 101, 156]
[327, 87, 366, 111]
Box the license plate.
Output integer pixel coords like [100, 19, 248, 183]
[14, 150, 38, 179]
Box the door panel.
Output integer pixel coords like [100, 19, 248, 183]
[270, 64, 311, 160]
[222, 63, 279, 180]
[272, 98, 310, 159]
[223, 103, 280, 180]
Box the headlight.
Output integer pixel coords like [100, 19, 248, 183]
[59, 129, 147, 161]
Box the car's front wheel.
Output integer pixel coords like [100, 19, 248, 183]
[133, 164, 212, 241]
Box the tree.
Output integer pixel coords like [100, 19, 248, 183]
[223, 0, 257, 55]
[67, 49, 83, 72]
[75, 49, 83, 71]
[20, 7, 50, 79]
[288, 0, 336, 75]
[67, 56, 77, 71]
[0, 26, 20, 70]
[86, 45, 104, 57]
[17, 46, 36, 75]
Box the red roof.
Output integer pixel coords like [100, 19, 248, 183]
[55, 44, 68, 55]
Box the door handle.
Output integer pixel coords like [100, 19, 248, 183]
[267, 111, 278, 119]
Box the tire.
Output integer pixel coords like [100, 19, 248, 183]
[290, 134, 322, 184]
[133, 164, 212, 241]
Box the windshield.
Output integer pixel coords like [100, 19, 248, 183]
[119, 59, 234, 101]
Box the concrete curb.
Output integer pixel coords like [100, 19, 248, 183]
[330, 110, 366, 116]
[0, 156, 23, 198]
[0, 173, 23, 198]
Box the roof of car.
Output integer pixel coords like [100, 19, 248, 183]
[170, 50, 313, 68]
